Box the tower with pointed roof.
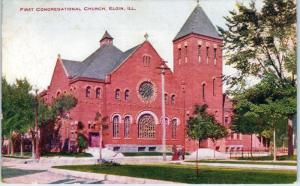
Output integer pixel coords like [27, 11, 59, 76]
[173, 4, 224, 149]
[100, 30, 114, 46]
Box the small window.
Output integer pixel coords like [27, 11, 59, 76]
[138, 147, 146, 152]
[214, 48, 217, 65]
[113, 146, 120, 151]
[125, 90, 130, 101]
[86, 86, 91, 98]
[225, 117, 229, 124]
[96, 88, 101, 99]
[237, 133, 240, 140]
[206, 47, 209, 64]
[149, 147, 156, 152]
[143, 56, 151, 67]
[202, 84, 205, 99]
[164, 93, 168, 104]
[198, 45, 201, 63]
[56, 91, 61, 97]
[185, 45, 188, 62]
[115, 89, 121, 100]
[178, 48, 182, 59]
[231, 133, 234, 140]
[171, 95, 175, 105]
[213, 78, 216, 96]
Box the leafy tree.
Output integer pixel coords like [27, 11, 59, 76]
[187, 104, 228, 176]
[2, 78, 35, 156]
[77, 133, 88, 153]
[218, 0, 296, 156]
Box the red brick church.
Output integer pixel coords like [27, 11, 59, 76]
[42, 5, 266, 152]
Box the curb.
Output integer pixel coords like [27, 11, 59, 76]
[49, 168, 179, 184]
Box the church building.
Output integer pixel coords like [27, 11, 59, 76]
[42, 5, 265, 152]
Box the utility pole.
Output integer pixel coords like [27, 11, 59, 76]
[34, 88, 40, 160]
[157, 61, 169, 161]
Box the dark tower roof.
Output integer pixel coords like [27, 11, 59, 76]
[100, 30, 113, 41]
[174, 5, 221, 41]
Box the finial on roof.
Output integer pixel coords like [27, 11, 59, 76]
[144, 33, 149, 41]
[197, 0, 200, 5]
[58, 53, 61, 59]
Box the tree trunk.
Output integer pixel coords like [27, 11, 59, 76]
[10, 137, 14, 156]
[7, 140, 10, 155]
[287, 116, 294, 156]
[99, 125, 103, 163]
[20, 135, 24, 157]
[32, 135, 36, 159]
[250, 134, 253, 158]
[196, 139, 201, 177]
[273, 127, 277, 161]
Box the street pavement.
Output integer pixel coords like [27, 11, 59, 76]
[1, 159, 120, 184]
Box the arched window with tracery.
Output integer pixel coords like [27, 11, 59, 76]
[86, 86, 91, 98]
[124, 116, 130, 138]
[96, 88, 101, 98]
[124, 90, 130, 101]
[112, 115, 120, 138]
[138, 114, 155, 139]
[115, 89, 121, 100]
[172, 119, 177, 139]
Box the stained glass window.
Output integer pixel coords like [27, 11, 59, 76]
[172, 119, 177, 139]
[138, 114, 155, 138]
[113, 115, 120, 138]
[124, 116, 130, 138]
[139, 81, 154, 100]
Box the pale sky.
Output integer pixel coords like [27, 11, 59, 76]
[2, 0, 263, 91]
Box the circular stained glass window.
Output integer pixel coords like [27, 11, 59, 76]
[139, 81, 154, 100]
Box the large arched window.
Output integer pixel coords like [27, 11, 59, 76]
[96, 88, 101, 99]
[138, 114, 155, 139]
[86, 86, 91, 98]
[112, 115, 120, 138]
[172, 119, 177, 139]
[124, 116, 130, 138]
[124, 90, 130, 101]
[115, 89, 121, 100]
[171, 95, 175, 105]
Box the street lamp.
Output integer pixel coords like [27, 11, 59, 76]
[157, 61, 169, 161]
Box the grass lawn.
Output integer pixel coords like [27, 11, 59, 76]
[53, 164, 296, 184]
[236, 155, 297, 161]
[186, 160, 296, 166]
[41, 152, 93, 157]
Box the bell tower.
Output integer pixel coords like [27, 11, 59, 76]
[173, 4, 223, 124]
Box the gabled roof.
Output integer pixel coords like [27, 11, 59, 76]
[174, 5, 221, 41]
[61, 59, 82, 78]
[61, 42, 140, 81]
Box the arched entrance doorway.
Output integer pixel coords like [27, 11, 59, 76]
[138, 114, 156, 139]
